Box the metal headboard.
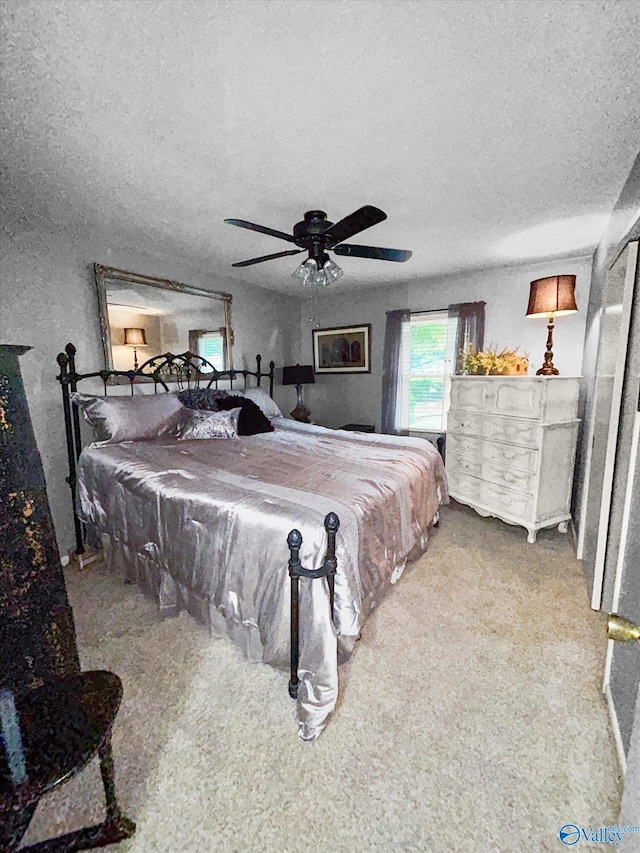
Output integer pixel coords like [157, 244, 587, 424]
[56, 342, 275, 557]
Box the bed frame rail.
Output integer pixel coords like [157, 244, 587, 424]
[286, 512, 340, 699]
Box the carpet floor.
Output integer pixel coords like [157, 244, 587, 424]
[20, 502, 622, 852]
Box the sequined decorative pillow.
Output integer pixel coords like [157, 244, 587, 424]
[177, 388, 229, 411]
[175, 407, 241, 440]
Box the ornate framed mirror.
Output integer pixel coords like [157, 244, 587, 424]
[94, 264, 233, 373]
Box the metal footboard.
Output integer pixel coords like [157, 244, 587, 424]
[286, 512, 340, 699]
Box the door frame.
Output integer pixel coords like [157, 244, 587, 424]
[584, 241, 638, 609]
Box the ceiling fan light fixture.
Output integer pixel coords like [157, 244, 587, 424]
[290, 258, 316, 285]
[322, 257, 344, 284]
[290, 257, 343, 287]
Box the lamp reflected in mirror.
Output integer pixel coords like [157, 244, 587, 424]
[526, 275, 578, 375]
[123, 327, 148, 370]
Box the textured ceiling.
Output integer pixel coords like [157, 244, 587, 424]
[1, 0, 639, 293]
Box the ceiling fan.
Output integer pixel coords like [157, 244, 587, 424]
[224, 206, 412, 284]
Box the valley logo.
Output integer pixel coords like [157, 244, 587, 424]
[559, 823, 640, 846]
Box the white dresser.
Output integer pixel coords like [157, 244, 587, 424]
[446, 376, 580, 543]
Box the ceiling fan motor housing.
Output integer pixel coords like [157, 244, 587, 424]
[292, 211, 337, 263]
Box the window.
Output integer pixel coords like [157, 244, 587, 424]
[189, 329, 226, 371]
[396, 311, 458, 432]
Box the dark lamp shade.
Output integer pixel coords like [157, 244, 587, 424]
[282, 364, 315, 385]
[123, 327, 148, 346]
[526, 275, 578, 319]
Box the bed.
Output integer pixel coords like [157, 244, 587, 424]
[57, 344, 448, 740]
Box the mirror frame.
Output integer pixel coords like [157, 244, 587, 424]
[95, 263, 234, 372]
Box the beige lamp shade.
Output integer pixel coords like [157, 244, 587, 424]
[123, 327, 148, 346]
[526, 275, 578, 319]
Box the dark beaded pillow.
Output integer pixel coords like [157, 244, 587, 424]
[214, 395, 274, 436]
[177, 388, 229, 412]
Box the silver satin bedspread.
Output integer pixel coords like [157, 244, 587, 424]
[75, 418, 448, 740]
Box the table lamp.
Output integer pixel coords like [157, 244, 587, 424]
[526, 275, 577, 375]
[123, 327, 148, 370]
[282, 364, 315, 422]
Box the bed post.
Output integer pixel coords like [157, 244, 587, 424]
[324, 513, 338, 616]
[286, 512, 340, 700]
[56, 346, 84, 557]
[253, 355, 275, 397]
[66, 344, 83, 445]
[287, 529, 301, 699]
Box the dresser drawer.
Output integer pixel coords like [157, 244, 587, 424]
[447, 413, 484, 438]
[446, 450, 483, 478]
[479, 481, 533, 520]
[448, 470, 533, 520]
[447, 432, 539, 473]
[448, 451, 536, 495]
[446, 469, 483, 502]
[449, 412, 541, 447]
[483, 416, 540, 448]
[482, 461, 536, 495]
[485, 442, 538, 472]
[449, 376, 580, 422]
[450, 377, 543, 419]
[446, 433, 484, 459]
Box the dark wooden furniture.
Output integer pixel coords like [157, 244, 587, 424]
[0, 670, 135, 852]
[1, 345, 133, 849]
[0, 344, 79, 693]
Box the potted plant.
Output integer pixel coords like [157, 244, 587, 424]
[461, 344, 529, 376]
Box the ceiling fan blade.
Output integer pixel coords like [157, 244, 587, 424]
[333, 243, 412, 262]
[324, 206, 387, 245]
[224, 219, 296, 243]
[231, 249, 304, 268]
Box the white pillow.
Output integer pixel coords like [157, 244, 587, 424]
[237, 387, 282, 419]
[72, 392, 184, 445]
[175, 407, 241, 440]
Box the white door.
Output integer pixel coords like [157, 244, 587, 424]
[620, 685, 640, 846]
[604, 394, 640, 834]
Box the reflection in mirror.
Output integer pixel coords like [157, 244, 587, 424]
[95, 265, 233, 373]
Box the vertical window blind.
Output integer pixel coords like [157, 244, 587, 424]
[396, 310, 459, 432]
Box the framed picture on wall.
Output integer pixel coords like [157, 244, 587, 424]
[312, 324, 372, 374]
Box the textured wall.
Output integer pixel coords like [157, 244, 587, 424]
[0, 217, 302, 554]
[296, 282, 409, 430]
[302, 255, 592, 432]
